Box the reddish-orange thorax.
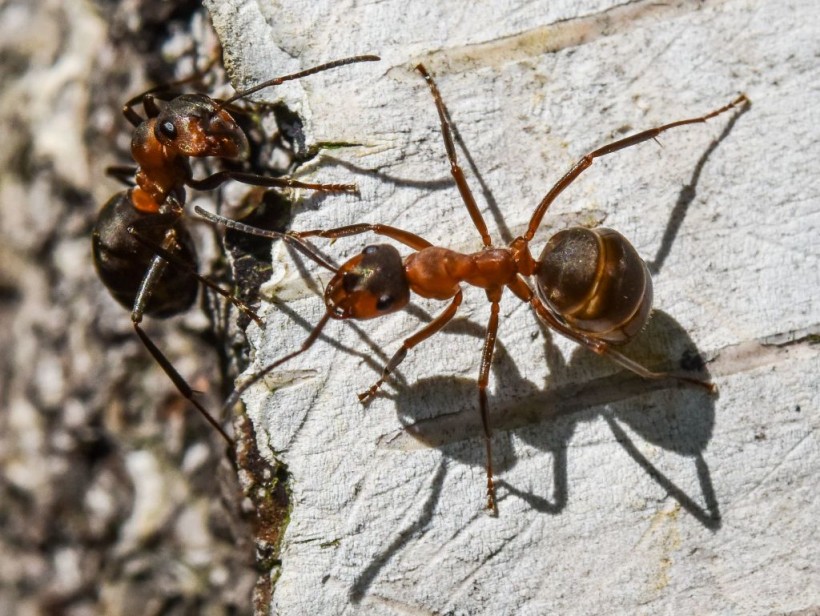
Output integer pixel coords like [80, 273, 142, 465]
[404, 246, 518, 299]
[130, 119, 191, 213]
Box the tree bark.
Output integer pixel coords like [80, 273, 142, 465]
[0, 1, 260, 613]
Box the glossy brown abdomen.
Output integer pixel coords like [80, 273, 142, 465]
[534, 227, 652, 344]
[92, 192, 199, 318]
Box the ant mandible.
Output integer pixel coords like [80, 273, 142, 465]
[199, 64, 748, 510]
[92, 54, 379, 445]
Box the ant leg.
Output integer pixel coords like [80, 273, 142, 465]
[106, 165, 137, 187]
[358, 291, 463, 402]
[588, 344, 716, 393]
[477, 296, 502, 512]
[416, 64, 492, 247]
[529, 296, 716, 393]
[133, 323, 233, 444]
[524, 94, 750, 241]
[188, 170, 357, 194]
[131, 252, 234, 445]
[126, 224, 264, 328]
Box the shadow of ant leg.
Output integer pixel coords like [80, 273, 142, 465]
[530, 296, 716, 393]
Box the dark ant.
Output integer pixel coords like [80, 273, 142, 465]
[92, 55, 379, 445]
[198, 64, 748, 510]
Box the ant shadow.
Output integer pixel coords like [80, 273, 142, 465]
[348, 460, 448, 603]
[500, 310, 717, 524]
[389, 309, 719, 527]
[348, 311, 718, 604]
[646, 98, 750, 273]
[319, 154, 456, 192]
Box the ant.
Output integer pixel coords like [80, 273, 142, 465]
[92, 54, 379, 445]
[198, 64, 748, 510]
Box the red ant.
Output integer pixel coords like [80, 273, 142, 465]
[198, 64, 748, 510]
[92, 55, 379, 445]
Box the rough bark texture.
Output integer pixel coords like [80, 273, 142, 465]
[204, 0, 819, 614]
[0, 1, 268, 614]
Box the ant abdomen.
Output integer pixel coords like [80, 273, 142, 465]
[92, 191, 198, 318]
[534, 227, 652, 344]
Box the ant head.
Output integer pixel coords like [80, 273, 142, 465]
[325, 244, 410, 320]
[153, 94, 250, 160]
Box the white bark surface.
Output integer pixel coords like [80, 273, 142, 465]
[205, 0, 818, 614]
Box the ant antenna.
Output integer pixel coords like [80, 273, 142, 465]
[220, 54, 380, 107]
[194, 207, 339, 274]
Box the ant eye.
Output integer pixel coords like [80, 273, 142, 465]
[363, 245, 379, 256]
[342, 272, 360, 293]
[159, 120, 177, 140]
[376, 295, 393, 311]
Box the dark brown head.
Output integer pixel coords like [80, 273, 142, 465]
[153, 94, 249, 160]
[325, 244, 410, 320]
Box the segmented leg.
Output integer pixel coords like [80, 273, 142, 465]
[224, 313, 333, 411]
[524, 94, 750, 240]
[358, 291, 463, 401]
[529, 295, 716, 393]
[127, 222, 264, 328]
[131, 248, 233, 445]
[477, 296, 502, 512]
[416, 64, 493, 247]
[133, 322, 233, 444]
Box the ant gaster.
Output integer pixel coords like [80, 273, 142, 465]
[92, 55, 379, 444]
[199, 64, 748, 510]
